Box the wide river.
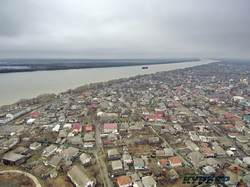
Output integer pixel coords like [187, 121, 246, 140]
[0, 59, 217, 106]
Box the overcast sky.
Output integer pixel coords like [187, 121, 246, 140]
[0, 0, 250, 59]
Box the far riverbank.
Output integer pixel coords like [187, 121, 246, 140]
[0, 58, 199, 73]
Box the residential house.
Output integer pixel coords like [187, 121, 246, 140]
[103, 123, 118, 134]
[189, 132, 200, 141]
[206, 117, 221, 124]
[243, 157, 250, 166]
[107, 149, 120, 160]
[63, 123, 72, 129]
[6, 108, 29, 120]
[200, 142, 208, 148]
[52, 124, 60, 132]
[202, 166, 216, 175]
[169, 116, 177, 123]
[228, 133, 241, 139]
[244, 128, 250, 135]
[156, 111, 164, 116]
[2, 137, 19, 150]
[130, 172, 140, 183]
[61, 147, 79, 161]
[158, 159, 168, 168]
[212, 145, 226, 156]
[117, 176, 132, 187]
[85, 124, 93, 132]
[58, 129, 68, 138]
[185, 140, 199, 152]
[107, 133, 118, 140]
[222, 124, 235, 131]
[84, 142, 94, 148]
[29, 142, 41, 150]
[112, 160, 123, 171]
[58, 115, 66, 122]
[169, 156, 182, 167]
[243, 116, 250, 123]
[187, 152, 204, 168]
[122, 153, 132, 164]
[68, 116, 78, 123]
[240, 143, 250, 155]
[146, 115, 155, 122]
[205, 158, 220, 168]
[199, 136, 209, 143]
[72, 124, 82, 133]
[148, 137, 160, 144]
[236, 136, 249, 143]
[43, 145, 57, 157]
[134, 158, 145, 170]
[226, 150, 235, 156]
[83, 133, 95, 142]
[156, 150, 165, 157]
[67, 165, 95, 187]
[100, 113, 118, 121]
[217, 137, 233, 148]
[133, 181, 143, 187]
[142, 110, 150, 115]
[2, 153, 26, 166]
[174, 124, 183, 132]
[141, 176, 157, 187]
[67, 135, 83, 145]
[49, 155, 62, 168]
[224, 168, 242, 187]
[169, 169, 179, 180]
[26, 118, 36, 125]
[164, 148, 174, 156]
[235, 121, 245, 132]
[203, 147, 215, 157]
[80, 153, 91, 165]
[0, 117, 11, 124]
[141, 156, 149, 169]
[155, 116, 166, 123]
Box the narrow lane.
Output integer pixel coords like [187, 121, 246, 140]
[95, 121, 113, 187]
[149, 126, 196, 172]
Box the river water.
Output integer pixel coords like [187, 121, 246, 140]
[0, 59, 217, 106]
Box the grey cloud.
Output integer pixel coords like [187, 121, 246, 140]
[0, 0, 249, 58]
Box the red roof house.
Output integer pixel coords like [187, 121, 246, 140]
[200, 142, 208, 147]
[156, 111, 164, 116]
[82, 92, 91, 96]
[142, 110, 150, 115]
[169, 156, 182, 167]
[203, 147, 214, 157]
[117, 176, 132, 187]
[103, 123, 118, 133]
[155, 116, 166, 123]
[30, 112, 40, 117]
[103, 139, 112, 144]
[224, 113, 237, 119]
[146, 115, 155, 122]
[72, 124, 82, 133]
[177, 89, 185, 93]
[158, 159, 168, 168]
[228, 133, 241, 138]
[85, 124, 93, 132]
